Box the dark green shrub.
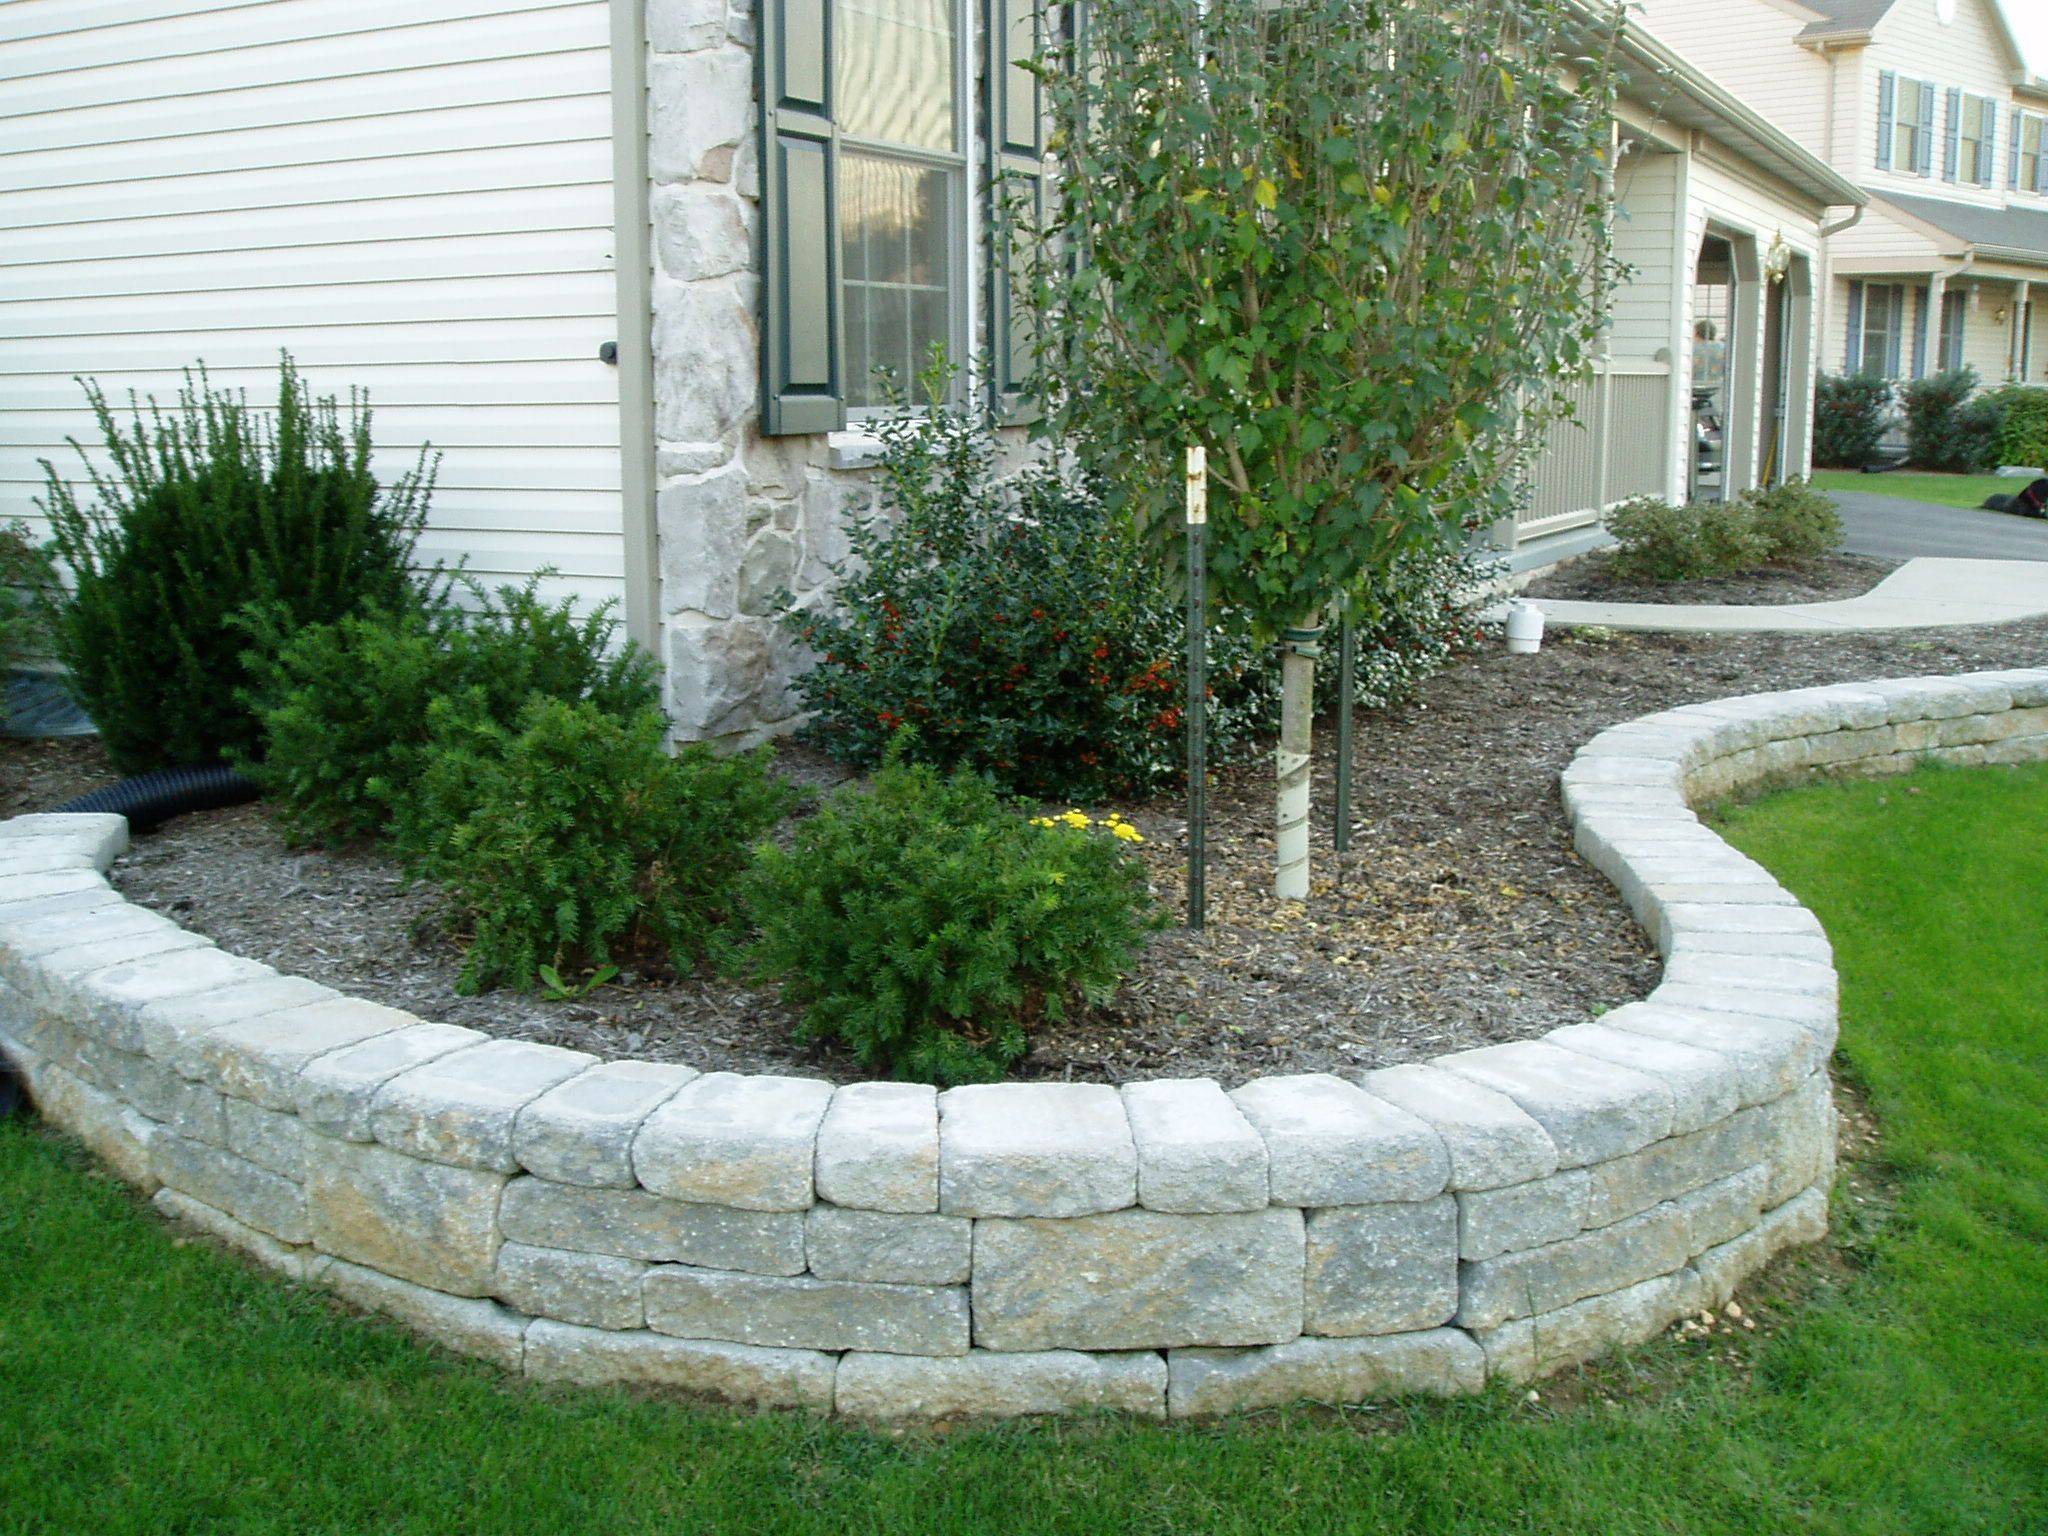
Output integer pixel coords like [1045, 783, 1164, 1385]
[1603, 497, 1770, 582]
[1903, 368, 2002, 473]
[0, 523, 55, 676]
[786, 387, 1276, 802]
[1737, 481, 1842, 561]
[242, 577, 657, 846]
[741, 756, 1153, 1085]
[37, 358, 434, 771]
[1813, 373, 1895, 469]
[396, 696, 793, 993]
[1985, 384, 2048, 470]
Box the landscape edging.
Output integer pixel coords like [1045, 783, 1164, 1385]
[3, 667, 2043, 1419]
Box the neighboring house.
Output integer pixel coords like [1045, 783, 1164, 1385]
[1636, 0, 2048, 391]
[0, 2, 1855, 741]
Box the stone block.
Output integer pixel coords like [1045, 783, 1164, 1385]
[305, 1136, 508, 1297]
[1121, 1078, 1269, 1213]
[1229, 1075, 1448, 1207]
[513, 1059, 695, 1188]
[1167, 1328, 1486, 1416]
[192, 998, 415, 1110]
[648, 0, 728, 52]
[653, 282, 755, 444]
[643, 1267, 968, 1355]
[101, 1044, 226, 1146]
[223, 1096, 311, 1181]
[1677, 1165, 1768, 1255]
[0, 812, 127, 862]
[836, 1349, 1168, 1420]
[666, 616, 773, 737]
[648, 49, 751, 183]
[657, 462, 747, 618]
[655, 183, 752, 282]
[1361, 1063, 1560, 1192]
[805, 1206, 971, 1285]
[523, 1319, 835, 1410]
[139, 975, 339, 1075]
[1599, 1000, 1819, 1107]
[75, 947, 278, 1053]
[1749, 1072, 1834, 1207]
[1692, 1188, 1827, 1308]
[15, 925, 214, 1013]
[1436, 1041, 1673, 1168]
[313, 1256, 528, 1373]
[634, 1071, 834, 1211]
[294, 1023, 487, 1141]
[1457, 1198, 1692, 1331]
[496, 1241, 648, 1331]
[32, 1063, 157, 1191]
[938, 1082, 1137, 1218]
[151, 1128, 309, 1244]
[152, 1188, 308, 1281]
[1580, 1114, 1764, 1229]
[814, 1081, 939, 1213]
[1303, 1196, 1458, 1337]
[1544, 1022, 1740, 1135]
[971, 1206, 1304, 1352]
[501, 1176, 805, 1274]
[1861, 675, 2011, 722]
[371, 1040, 596, 1172]
[1661, 952, 1836, 1000]
[1456, 1168, 1590, 1262]
[1474, 1268, 1702, 1385]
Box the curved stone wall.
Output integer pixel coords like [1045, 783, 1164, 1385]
[3, 668, 2043, 1419]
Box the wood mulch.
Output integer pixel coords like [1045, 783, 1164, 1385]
[1524, 552, 1899, 607]
[6, 611, 2043, 1087]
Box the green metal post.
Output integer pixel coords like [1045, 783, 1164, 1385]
[1185, 446, 1208, 931]
[1335, 601, 1355, 853]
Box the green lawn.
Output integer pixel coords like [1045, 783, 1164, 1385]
[1809, 469, 2014, 509]
[4, 762, 2046, 1535]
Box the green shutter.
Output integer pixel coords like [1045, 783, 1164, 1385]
[987, 0, 1049, 423]
[759, 0, 844, 436]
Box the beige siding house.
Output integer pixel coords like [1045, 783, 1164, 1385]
[1638, 0, 2048, 394]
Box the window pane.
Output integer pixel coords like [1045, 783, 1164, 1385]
[841, 151, 954, 406]
[838, 0, 956, 151]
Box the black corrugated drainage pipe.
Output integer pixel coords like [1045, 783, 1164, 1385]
[53, 764, 260, 836]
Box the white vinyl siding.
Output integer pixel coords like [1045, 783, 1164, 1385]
[0, 0, 625, 614]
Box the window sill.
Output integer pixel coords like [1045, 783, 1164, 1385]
[826, 430, 888, 471]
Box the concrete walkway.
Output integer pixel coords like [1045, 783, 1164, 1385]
[1833, 488, 2048, 563]
[1527, 556, 2048, 633]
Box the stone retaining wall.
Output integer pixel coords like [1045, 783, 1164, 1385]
[4, 669, 2043, 1419]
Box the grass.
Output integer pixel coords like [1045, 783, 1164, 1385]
[1808, 469, 2013, 510]
[3, 762, 2046, 1535]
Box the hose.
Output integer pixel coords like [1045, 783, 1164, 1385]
[52, 764, 261, 835]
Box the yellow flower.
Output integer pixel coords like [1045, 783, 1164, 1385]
[1110, 823, 1144, 844]
[1059, 810, 1091, 828]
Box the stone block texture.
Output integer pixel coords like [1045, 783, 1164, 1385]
[26, 669, 2039, 1413]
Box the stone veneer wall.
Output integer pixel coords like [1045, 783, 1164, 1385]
[4, 669, 2044, 1419]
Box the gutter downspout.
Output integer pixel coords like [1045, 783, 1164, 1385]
[610, 0, 661, 659]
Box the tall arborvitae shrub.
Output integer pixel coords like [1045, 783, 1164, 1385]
[37, 357, 434, 771]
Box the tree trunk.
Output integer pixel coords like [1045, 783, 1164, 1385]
[1275, 618, 1320, 900]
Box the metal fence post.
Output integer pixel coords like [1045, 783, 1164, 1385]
[1334, 598, 1355, 853]
[1185, 445, 1208, 931]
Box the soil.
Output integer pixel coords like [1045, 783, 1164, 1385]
[7, 614, 2044, 1087]
[1525, 552, 1899, 607]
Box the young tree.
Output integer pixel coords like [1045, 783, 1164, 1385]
[1031, 0, 1620, 897]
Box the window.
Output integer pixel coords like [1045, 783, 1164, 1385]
[1956, 94, 1996, 185]
[1938, 288, 1966, 374]
[838, 0, 963, 412]
[1857, 284, 1905, 378]
[1880, 73, 1936, 175]
[2019, 112, 2048, 195]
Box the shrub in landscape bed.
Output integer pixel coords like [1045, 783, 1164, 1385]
[1986, 383, 2048, 470]
[242, 577, 657, 846]
[1736, 480, 1842, 561]
[0, 522, 54, 676]
[1602, 496, 1771, 583]
[396, 695, 792, 993]
[36, 357, 433, 772]
[1813, 373, 1895, 469]
[786, 387, 1275, 802]
[1902, 368, 2002, 474]
[741, 755, 1153, 1086]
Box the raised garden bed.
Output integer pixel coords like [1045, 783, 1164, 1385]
[1523, 553, 1897, 607]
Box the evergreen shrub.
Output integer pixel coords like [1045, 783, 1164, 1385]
[1902, 368, 2002, 474]
[1813, 373, 1895, 469]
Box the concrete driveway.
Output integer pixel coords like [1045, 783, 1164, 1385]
[1831, 487, 2048, 563]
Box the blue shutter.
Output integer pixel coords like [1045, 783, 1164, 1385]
[1846, 281, 1865, 372]
[1943, 88, 1961, 181]
[759, 0, 845, 436]
[1915, 82, 1936, 175]
[1886, 286, 1905, 378]
[2012, 108, 2024, 188]
[1980, 99, 1998, 187]
[1876, 72, 1897, 171]
[987, 0, 1049, 424]
[2038, 123, 2048, 194]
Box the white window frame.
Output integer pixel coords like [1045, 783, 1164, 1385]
[1958, 94, 1994, 184]
[1860, 284, 1905, 379]
[1894, 79, 1935, 175]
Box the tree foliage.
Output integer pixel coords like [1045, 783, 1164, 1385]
[1032, 0, 1621, 636]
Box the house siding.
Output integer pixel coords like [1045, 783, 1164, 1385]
[0, 0, 627, 616]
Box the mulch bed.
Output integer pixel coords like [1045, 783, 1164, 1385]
[7, 613, 2044, 1086]
[1524, 552, 1898, 607]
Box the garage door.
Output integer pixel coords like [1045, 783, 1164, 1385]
[0, 0, 625, 614]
